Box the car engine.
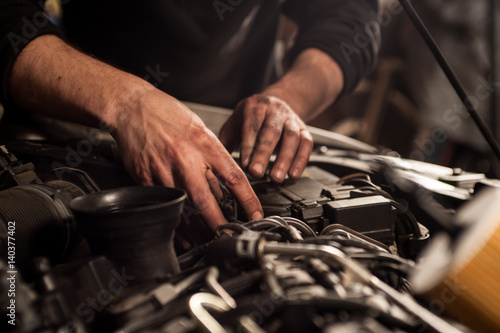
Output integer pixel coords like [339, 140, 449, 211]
[0, 112, 498, 333]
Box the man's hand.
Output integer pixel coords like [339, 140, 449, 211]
[219, 94, 313, 183]
[10, 35, 263, 229]
[112, 90, 263, 229]
[219, 48, 345, 183]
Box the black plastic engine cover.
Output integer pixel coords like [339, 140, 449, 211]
[252, 167, 396, 245]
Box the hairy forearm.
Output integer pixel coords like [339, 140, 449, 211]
[9, 34, 150, 129]
[263, 48, 344, 122]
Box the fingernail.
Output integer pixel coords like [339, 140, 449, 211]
[250, 212, 263, 221]
[290, 169, 300, 178]
[274, 170, 283, 182]
[251, 163, 263, 177]
[241, 157, 249, 169]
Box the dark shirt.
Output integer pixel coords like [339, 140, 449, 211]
[0, 0, 379, 109]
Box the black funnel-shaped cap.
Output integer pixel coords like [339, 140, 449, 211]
[69, 186, 186, 283]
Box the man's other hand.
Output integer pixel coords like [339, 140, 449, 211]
[219, 48, 345, 183]
[219, 94, 313, 183]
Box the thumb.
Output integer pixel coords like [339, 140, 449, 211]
[218, 116, 239, 153]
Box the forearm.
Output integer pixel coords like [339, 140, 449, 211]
[10, 35, 264, 226]
[282, 0, 379, 96]
[263, 48, 344, 122]
[9, 34, 151, 129]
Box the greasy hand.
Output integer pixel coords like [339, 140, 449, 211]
[111, 89, 263, 229]
[219, 94, 313, 183]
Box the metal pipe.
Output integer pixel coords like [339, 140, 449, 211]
[189, 293, 231, 333]
[262, 242, 463, 333]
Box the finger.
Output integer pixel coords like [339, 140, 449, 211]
[269, 118, 300, 183]
[219, 100, 245, 152]
[174, 232, 192, 250]
[219, 115, 239, 153]
[289, 129, 314, 179]
[131, 156, 169, 187]
[205, 169, 223, 202]
[248, 107, 285, 178]
[180, 166, 228, 230]
[211, 153, 263, 221]
[240, 103, 266, 169]
[152, 163, 176, 187]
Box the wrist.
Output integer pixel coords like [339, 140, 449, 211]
[262, 85, 305, 118]
[102, 74, 153, 132]
[263, 48, 344, 122]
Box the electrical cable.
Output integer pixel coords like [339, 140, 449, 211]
[244, 220, 283, 231]
[389, 199, 422, 238]
[319, 237, 389, 254]
[319, 224, 392, 253]
[282, 217, 317, 238]
[263, 216, 289, 227]
[357, 186, 393, 200]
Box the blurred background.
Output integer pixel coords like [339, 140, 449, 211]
[307, 0, 500, 178]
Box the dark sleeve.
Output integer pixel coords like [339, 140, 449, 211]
[282, 0, 380, 96]
[0, 0, 64, 105]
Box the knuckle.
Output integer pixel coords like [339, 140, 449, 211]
[242, 105, 254, 117]
[251, 121, 261, 134]
[301, 129, 313, 140]
[244, 107, 264, 133]
[197, 130, 220, 150]
[301, 132, 314, 148]
[255, 140, 274, 154]
[190, 191, 212, 211]
[262, 123, 282, 137]
[284, 127, 300, 140]
[240, 145, 254, 156]
[224, 169, 246, 187]
[197, 127, 214, 141]
[241, 97, 257, 111]
[235, 98, 247, 111]
[256, 95, 271, 105]
[240, 194, 258, 211]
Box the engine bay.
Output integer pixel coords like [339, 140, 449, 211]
[1, 114, 498, 333]
[0, 115, 498, 333]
